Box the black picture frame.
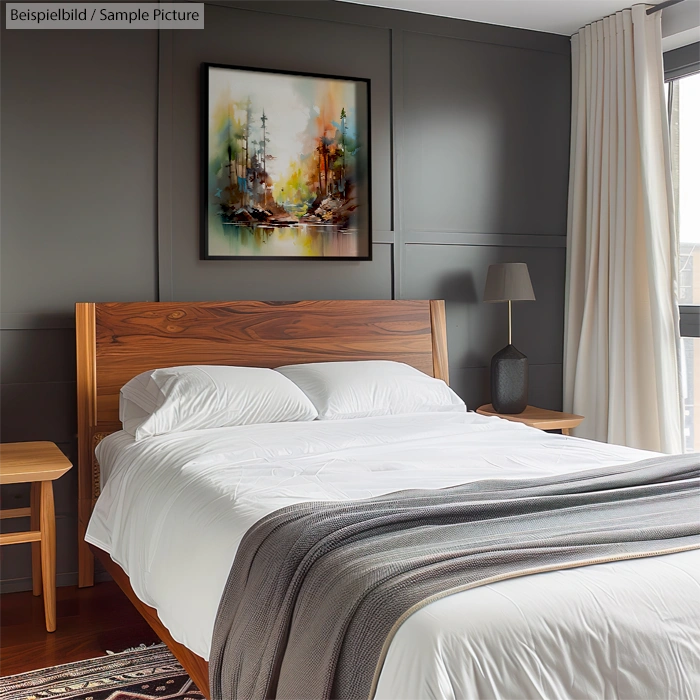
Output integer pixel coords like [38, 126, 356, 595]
[201, 62, 372, 261]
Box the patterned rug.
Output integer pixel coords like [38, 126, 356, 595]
[0, 644, 205, 700]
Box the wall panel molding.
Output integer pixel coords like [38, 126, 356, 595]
[373, 231, 395, 244]
[391, 27, 405, 299]
[157, 29, 175, 302]
[404, 232, 566, 248]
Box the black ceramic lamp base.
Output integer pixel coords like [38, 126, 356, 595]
[490, 344, 528, 414]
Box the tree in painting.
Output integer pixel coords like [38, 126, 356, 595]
[205, 66, 369, 258]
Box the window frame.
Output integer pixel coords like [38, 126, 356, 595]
[664, 42, 700, 338]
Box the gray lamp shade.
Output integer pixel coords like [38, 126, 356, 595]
[483, 263, 536, 303]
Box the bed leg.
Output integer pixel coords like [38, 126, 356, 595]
[78, 514, 94, 587]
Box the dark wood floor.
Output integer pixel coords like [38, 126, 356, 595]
[0, 581, 160, 676]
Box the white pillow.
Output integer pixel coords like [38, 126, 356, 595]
[275, 360, 465, 420]
[119, 370, 163, 436]
[119, 365, 318, 440]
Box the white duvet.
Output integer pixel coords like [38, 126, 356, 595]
[86, 412, 700, 699]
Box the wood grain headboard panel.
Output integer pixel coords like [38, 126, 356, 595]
[75, 299, 448, 586]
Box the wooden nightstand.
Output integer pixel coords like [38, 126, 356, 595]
[0, 441, 72, 632]
[476, 405, 584, 435]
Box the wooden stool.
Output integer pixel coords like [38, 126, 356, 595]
[0, 442, 72, 632]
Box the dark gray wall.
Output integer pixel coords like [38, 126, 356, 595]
[0, 0, 570, 592]
[0, 25, 159, 591]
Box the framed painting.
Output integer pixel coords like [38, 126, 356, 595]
[201, 63, 372, 260]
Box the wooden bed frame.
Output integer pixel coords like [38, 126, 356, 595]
[75, 299, 449, 696]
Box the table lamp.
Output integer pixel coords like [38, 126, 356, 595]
[483, 262, 535, 414]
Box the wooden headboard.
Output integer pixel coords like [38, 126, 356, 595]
[75, 299, 448, 586]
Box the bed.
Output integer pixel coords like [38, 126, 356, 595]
[76, 300, 450, 691]
[76, 300, 700, 700]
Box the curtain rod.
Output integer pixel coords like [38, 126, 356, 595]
[647, 0, 685, 15]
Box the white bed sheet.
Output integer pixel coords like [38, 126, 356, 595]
[86, 412, 700, 699]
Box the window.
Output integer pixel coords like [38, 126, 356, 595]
[666, 50, 700, 451]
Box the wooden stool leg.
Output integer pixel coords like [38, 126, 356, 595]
[39, 480, 57, 632]
[562, 428, 570, 436]
[30, 483, 42, 596]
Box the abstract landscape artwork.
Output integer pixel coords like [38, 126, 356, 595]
[202, 63, 371, 260]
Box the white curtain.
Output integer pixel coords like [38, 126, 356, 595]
[564, 5, 684, 454]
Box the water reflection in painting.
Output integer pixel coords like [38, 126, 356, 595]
[211, 224, 361, 258]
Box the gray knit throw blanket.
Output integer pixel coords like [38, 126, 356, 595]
[210, 453, 700, 700]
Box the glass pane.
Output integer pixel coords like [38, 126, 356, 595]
[677, 73, 700, 304]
